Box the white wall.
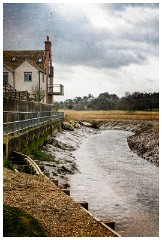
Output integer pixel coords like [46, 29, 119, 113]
[4, 61, 46, 103]
[15, 61, 39, 93]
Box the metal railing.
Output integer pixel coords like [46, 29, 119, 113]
[3, 112, 64, 135]
[3, 111, 58, 123]
[48, 84, 64, 96]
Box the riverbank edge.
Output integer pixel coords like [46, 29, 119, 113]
[4, 119, 158, 237]
[41, 120, 158, 184]
[97, 120, 159, 167]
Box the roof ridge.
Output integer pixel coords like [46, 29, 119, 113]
[3, 50, 46, 72]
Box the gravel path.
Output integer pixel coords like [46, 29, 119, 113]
[3, 168, 118, 237]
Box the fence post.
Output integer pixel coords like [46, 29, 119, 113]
[26, 91, 28, 101]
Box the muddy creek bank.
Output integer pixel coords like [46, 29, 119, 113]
[68, 129, 159, 237]
[39, 120, 158, 188]
[40, 126, 98, 187]
[99, 120, 159, 166]
[36, 120, 158, 236]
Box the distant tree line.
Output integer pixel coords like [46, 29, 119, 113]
[57, 91, 159, 111]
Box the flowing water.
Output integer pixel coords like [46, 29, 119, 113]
[68, 130, 159, 237]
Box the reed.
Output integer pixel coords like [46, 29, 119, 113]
[59, 110, 159, 121]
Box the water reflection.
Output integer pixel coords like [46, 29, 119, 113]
[68, 130, 159, 237]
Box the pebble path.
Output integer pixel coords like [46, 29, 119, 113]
[3, 168, 118, 237]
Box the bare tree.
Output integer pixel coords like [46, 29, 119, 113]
[31, 85, 46, 102]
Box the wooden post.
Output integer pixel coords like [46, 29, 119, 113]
[51, 179, 58, 186]
[5, 134, 9, 161]
[78, 201, 89, 210]
[62, 189, 70, 196]
[102, 219, 115, 230]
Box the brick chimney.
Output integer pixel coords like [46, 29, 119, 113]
[44, 36, 53, 104]
[44, 36, 51, 53]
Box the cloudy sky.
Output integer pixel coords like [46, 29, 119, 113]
[3, 2, 159, 101]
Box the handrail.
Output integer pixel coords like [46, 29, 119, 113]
[3, 81, 30, 101]
[3, 80, 16, 91]
[3, 112, 64, 135]
[13, 151, 44, 175]
[3, 81, 20, 99]
[3, 111, 64, 123]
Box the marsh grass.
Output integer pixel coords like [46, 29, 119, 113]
[60, 110, 159, 121]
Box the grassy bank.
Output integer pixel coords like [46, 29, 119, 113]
[59, 110, 159, 121]
[3, 204, 47, 237]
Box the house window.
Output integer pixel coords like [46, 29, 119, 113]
[3, 72, 8, 85]
[42, 73, 44, 82]
[24, 72, 32, 81]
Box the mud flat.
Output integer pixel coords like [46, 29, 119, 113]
[39, 120, 158, 188]
[40, 126, 98, 187]
[98, 120, 159, 166]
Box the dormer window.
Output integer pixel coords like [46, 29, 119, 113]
[37, 58, 43, 63]
[11, 56, 16, 62]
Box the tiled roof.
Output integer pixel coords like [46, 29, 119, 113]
[3, 50, 46, 72]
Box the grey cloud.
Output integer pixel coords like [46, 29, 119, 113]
[104, 3, 159, 11]
[49, 4, 158, 69]
[3, 3, 159, 70]
[53, 23, 155, 69]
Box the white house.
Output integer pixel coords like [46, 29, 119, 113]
[3, 36, 64, 104]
